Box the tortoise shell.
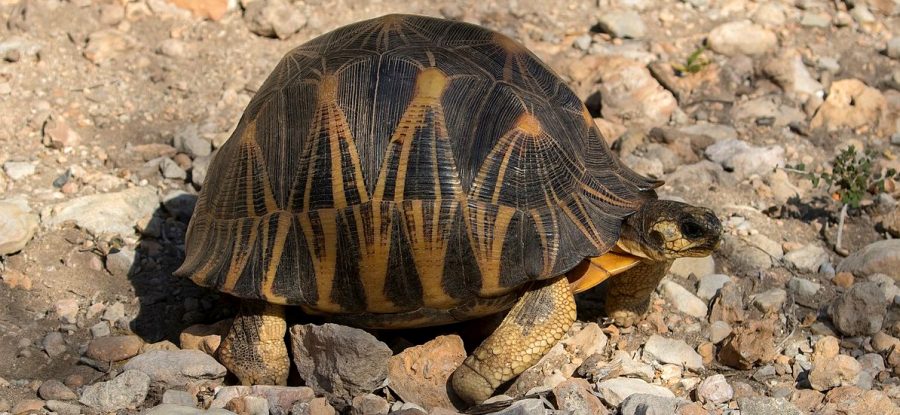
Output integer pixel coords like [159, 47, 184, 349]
[176, 14, 658, 318]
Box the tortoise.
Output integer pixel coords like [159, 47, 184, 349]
[175, 14, 721, 405]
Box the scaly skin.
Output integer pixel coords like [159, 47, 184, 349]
[603, 259, 673, 327]
[217, 301, 290, 385]
[450, 276, 576, 404]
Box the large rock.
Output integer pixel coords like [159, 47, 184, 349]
[707, 20, 777, 56]
[829, 282, 889, 336]
[837, 239, 900, 281]
[811, 79, 889, 134]
[123, 350, 226, 386]
[593, 56, 678, 127]
[85, 335, 143, 362]
[387, 335, 465, 410]
[290, 324, 392, 409]
[79, 370, 150, 412]
[43, 187, 159, 236]
[705, 139, 785, 180]
[660, 280, 708, 319]
[642, 335, 704, 371]
[783, 245, 829, 273]
[718, 320, 776, 369]
[595, 378, 675, 407]
[0, 198, 38, 255]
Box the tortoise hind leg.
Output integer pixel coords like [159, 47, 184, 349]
[604, 260, 672, 327]
[217, 300, 290, 385]
[451, 276, 576, 404]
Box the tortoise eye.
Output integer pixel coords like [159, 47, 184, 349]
[680, 220, 704, 239]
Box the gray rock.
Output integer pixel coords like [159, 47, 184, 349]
[850, 5, 876, 25]
[697, 274, 731, 301]
[660, 280, 708, 318]
[857, 353, 885, 390]
[678, 123, 737, 142]
[737, 397, 801, 414]
[123, 350, 226, 386]
[888, 37, 900, 59]
[596, 378, 675, 407]
[2, 161, 36, 180]
[191, 153, 213, 189]
[617, 393, 678, 415]
[608, 350, 655, 381]
[244, 0, 306, 39]
[788, 277, 821, 305]
[572, 35, 591, 51]
[490, 399, 550, 415]
[731, 97, 806, 128]
[290, 323, 392, 409]
[162, 389, 197, 406]
[705, 139, 785, 179]
[762, 51, 824, 97]
[209, 385, 315, 412]
[142, 404, 238, 414]
[623, 154, 664, 179]
[174, 125, 212, 158]
[106, 247, 135, 278]
[830, 282, 889, 336]
[43, 331, 67, 358]
[867, 274, 900, 303]
[160, 157, 187, 180]
[90, 322, 110, 338]
[39, 379, 78, 401]
[669, 256, 715, 279]
[595, 10, 645, 39]
[800, 12, 831, 28]
[837, 239, 900, 281]
[720, 234, 776, 270]
[784, 245, 829, 273]
[708, 321, 732, 344]
[80, 370, 150, 412]
[697, 374, 733, 404]
[43, 187, 159, 237]
[45, 400, 82, 415]
[642, 335, 704, 371]
[707, 20, 777, 56]
[753, 3, 786, 26]
[0, 199, 39, 255]
[752, 288, 787, 313]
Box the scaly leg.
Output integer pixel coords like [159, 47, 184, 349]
[217, 300, 289, 385]
[450, 276, 576, 404]
[604, 260, 672, 327]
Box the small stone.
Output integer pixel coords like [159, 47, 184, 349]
[351, 393, 390, 415]
[809, 353, 861, 392]
[709, 281, 745, 324]
[832, 272, 855, 288]
[158, 39, 190, 58]
[123, 350, 226, 386]
[168, 0, 229, 20]
[55, 298, 80, 325]
[762, 51, 824, 98]
[705, 139, 785, 180]
[42, 117, 82, 149]
[103, 302, 126, 323]
[90, 322, 110, 339]
[11, 400, 44, 414]
[800, 12, 831, 28]
[105, 247, 135, 278]
[99, 3, 125, 25]
[180, 319, 230, 356]
[43, 186, 160, 237]
[191, 153, 213, 188]
[708, 321, 732, 344]
[2, 161, 36, 181]
[790, 389, 824, 413]
[718, 320, 776, 369]
[618, 393, 678, 415]
[830, 282, 889, 336]
[887, 37, 900, 60]
[290, 323, 392, 409]
[788, 277, 821, 307]
[84, 29, 132, 64]
[697, 374, 733, 404]
[39, 379, 78, 401]
[696, 274, 731, 301]
[552, 378, 607, 415]
[669, 256, 715, 279]
[43, 331, 67, 357]
[752, 365, 777, 382]
[850, 5, 876, 25]
[595, 10, 646, 39]
[45, 400, 82, 415]
[160, 157, 188, 180]
[243, 0, 306, 39]
[752, 2, 786, 26]
[737, 397, 801, 415]
[387, 335, 465, 410]
[79, 370, 150, 412]
[86, 335, 143, 362]
[209, 385, 315, 412]
[872, 331, 900, 353]
[643, 335, 704, 371]
[596, 378, 675, 407]
[0, 199, 39, 256]
[162, 389, 198, 406]
[752, 288, 787, 314]
[592, 56, 677, 127]
[174, 125, 212, 158]
[489, 399, 547, 415]
[660, 280, 708, 319]
[837, 239, 900, 281]
[707, 20, 777, 56]
[784, 245, 829, 273]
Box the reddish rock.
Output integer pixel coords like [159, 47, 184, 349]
[42, 116, 81, 149]
[790, 389, 824, 413]
[11, 399, 44, 414]
[832, 272, 854, 288]
[1, 268, 32, 290]
[387, 335, 465, 410]
[350, 393, 390, 415]
[308, 397, 336, 415]
[717, 320, 776, 369]
[820, 386, 899, 414]
[38, 379, 77, 401]
[808, 355, 860, 392]
[167, 0, 229, 20]
[676, 402, 708, 415]
[86, 335, 143, 362]
[709, 282, 745, 324]
[553, 378, 608, 415]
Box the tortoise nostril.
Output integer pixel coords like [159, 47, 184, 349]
[680, 220, 704, 239]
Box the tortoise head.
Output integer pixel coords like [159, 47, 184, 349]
[618, 199, 721, 262]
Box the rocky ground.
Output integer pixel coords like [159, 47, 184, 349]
[0, 0, 899, 414]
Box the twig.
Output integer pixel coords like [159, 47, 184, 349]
[835, 204, 849, 256]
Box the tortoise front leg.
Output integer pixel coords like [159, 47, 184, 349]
[451, 276, 576, 404]
[604, 260, 672, 327]
[217, 300, 290, 385]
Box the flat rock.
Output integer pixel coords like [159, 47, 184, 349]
[3, 161, 36, 180]
[86, 335, 143, 362]
[387, 335, 465, 410]
[829, 282, 889, 336]
[38, 379, 77, 401]
[596, 378, 675, 407]
[552, 378, 607, 415]
[837, 239, 900, 281]
[783, 245, 829, 273]
[490, 399, 549, 415]
[642, 335, 704, 371]
[143, 404, 238, 414]
[669, 256, 715, 279]
[820, 386, 899, 414]
[707, 20, 777, 56]
[44, 400, 81, 415]
[162, 389, 197, 406]
[43, 187, 159, 237]
[660, 280, 708, 318]
[737, 397, 801, 415]
[210, 385, 314, 412]
[123, 350, 226, 386]
[705, 139, 785, 179]
[697, 273, 731, 301]
[79, 370, 150, 412]
[811, 79, 889, 134]
[290, 323, 392, 409]
[0, 198, 38, 255]
[595, 10, 645, 39]
[752, 288, 787, 314]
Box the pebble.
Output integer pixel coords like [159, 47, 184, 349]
[595, 378, 675, 407]
[39, 379, 78, 401]
[54, 298, 79, 324]
[617, 393, 678, 415]
[783, 245, 829, 273]
[800, 12, 831, 28]
[696, 273, 731, 301]
[83, 29, 132, 64]
[86, 335, 143, 362]
[752, 2, 786, 26]
[351, 393, 391, 415]
[161, 157, 188, 180]
[850, 5, 876, 25]
[787, 277, 821, 306]
[43, 186, 159, 237]
[210, 385, 315, 412]
[2, 161, 36, 181]
[105, 247, 135, 278]
[244, 0, 306, 39]
[872, 332, 900, 353]
[642, 335, 704, 371]
[660, 280, 708, 319]
[810, 79, 888, 133]
[752, 288, 787, 314]
[737, 397, 801, 415]
[79, 370, 150, 412]
[830, 282, 889, 336]
[123, 350, 226, 386]
[837, 239, 900, 281]
[709, 281, 745, 324]
[42, 116, 82, 149]
[43, 331, 67, 358]
[99, 3, 125, 25]
[552, 378, 606, 415]
[697, 374, 733, 404]
[708, 321, 732, 344]
[832, 272, 854, 288]
[707, 20, 777, 56]
[490, 399, 548, 415]
[158, 38, 190, 58]
[192, 153, 213, 188]
[174, 125, 212, 158]
[595, 10, 645, 39]
[290, 323, 392, 409]
[718, 320, 776, 369]
[168, 0, 229, 20]
[387, 335, 464, 410]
